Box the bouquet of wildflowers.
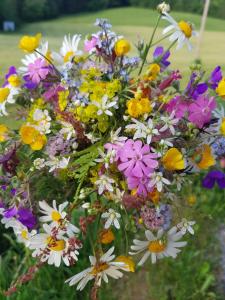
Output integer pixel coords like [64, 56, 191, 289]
[1, 2, 225, 298]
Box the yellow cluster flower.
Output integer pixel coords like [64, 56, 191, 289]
[144, 63, 160, 81]
[81, 67, 102, 79]
[192, 144, 215, 169]
[114, 39, 131, 56]
[19, 33, 42, 53]
[162, 148, 185, 171]
[0, 124, 8, 142]
[20, 125, 46, 151]
[58, 90, 69, 111]
[127, 97, 152, 118]
[216, 77, 225, 99]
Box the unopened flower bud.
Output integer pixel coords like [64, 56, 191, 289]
[157, 2, 170, 14]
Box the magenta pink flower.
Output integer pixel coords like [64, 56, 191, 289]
[127, 174, 151, 196]
[84, 36, 99, 52]
[27, 58, 49, 84]
[188, 95, 216, 128]
[117, 140, 158, 178]
[166, 96, 189, 119]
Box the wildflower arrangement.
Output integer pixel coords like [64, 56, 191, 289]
[1, 3, 225, 298]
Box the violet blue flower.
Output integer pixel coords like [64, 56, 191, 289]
[202, 170, 225, 189]
[209, 66, 222, 90]
[185, 72, 208, 100]
[117, 139, 158, 177]
[17, 207, 36, 229]
[3, 206, 17, 218]
[153, 46, 170, 70]
[188, 95, 216, 128]
[3, 66, 17, 87]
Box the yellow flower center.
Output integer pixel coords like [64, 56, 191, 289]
[64, 51, 74, 62]
[21, 230, 28, 240]
[0, 87, 10, 103]
[178, 21, 192, 38]
[51, 210, 62, 222]
[47, 237, 66, 251]
[8, 74, 21, 87]
[91, 263, 109, 275]
[148, 240, 166, 253]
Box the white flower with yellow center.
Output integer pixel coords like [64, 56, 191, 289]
[93, 95, 118, 117]
[29, 223, 80, 267]
[39, 200, 79, 236]
[162, 12, 197, 50]
[130, 227, 187, 265]
[0, 86, 19, 116]
[101, 208, 121, 230]
[177, 218, 196, 235]
[95, 148, 116, 169]
[65, 247, 125, 290]
[32, 108, 51, 134]
[59, 121, 76, 141]
[13, 221, 37, 247]
[149, 172, 170, 192]
[45, 156, 70, 172]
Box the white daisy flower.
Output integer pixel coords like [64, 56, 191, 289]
[129, 227, 187, 265]
[159, 111, 179, 135]
[0, 86, 19, 116]
[13, 221, 37, 247]
[39, 200, 79, 236]
[29, 223, 80, 267]
[177, 218, 196, 235]
[149, 172, 170, 192]
[95, 148, 116, 169]
[45, 156, 70, 172]
[95, 175, 115, 195]
[93, 95, 117, 116]
[65, 247, 125, 290]
[162, 12, 197, 50]
[101, 209, 121, 230]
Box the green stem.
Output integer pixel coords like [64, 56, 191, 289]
[120, 209, 129, 255]
[149, 32, 172, 48]
[138, 14, 161, 76]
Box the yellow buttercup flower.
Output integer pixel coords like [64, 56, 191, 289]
[0, 124, 8, 142]
[99, 229, 115, 244]
[162, 148, 185, 171]
[145, 63, 160, 81]
[7, 74, 21, 87]
[115, 256, 135, 272]
[127, 97, 152, 118]
[58, 90, 69, 111]
[192, 144, 215, 169]
[216, 77, 225, 99]
[221, 118, 225, 135]
[114, 39, 131, 56]
[20, 125, 46, 151]
[0, 87, 10, 103]
[19, 33, 42, 53]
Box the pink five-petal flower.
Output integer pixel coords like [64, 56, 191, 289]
[117, 139, 158, 178]
[188, 95, 216, 128]
[127, 175, 152, 197]
[27, 58, 49, 84]
[166, 96, 189, 119]
[84, 35, 99, 52]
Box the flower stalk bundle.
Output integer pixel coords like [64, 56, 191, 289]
[0, 3, 225, 297]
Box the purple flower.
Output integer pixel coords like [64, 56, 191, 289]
[0, 148, 19, 175]
[3, 206, 17, 218]
[202, 170, 225, 189]
[153, 46, 170, 70]
[17, 208, 36, 229]
[23, 75, 38, 89]
[140, 205, 164, 230]
[27, 58, 49, 84]
[117, 140, 158, 178]
[209, 66, 222, 90]
[185, 72, 208, 100]
[212, 137, 225, 157]
[166, 96, 189, 119]
[188, 94, 216, 128]
[3, 66, 17, 87]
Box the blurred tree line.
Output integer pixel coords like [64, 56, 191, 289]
[0, 0, 225, 25]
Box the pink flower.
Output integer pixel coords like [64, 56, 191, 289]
[27, 58, 49, 84]
[127, 174, 152, 196]
[117, 140, 158, 178]
[188, 95, 216, 128]
[84, 36, 99, 52]
[166, 96, 189, 119]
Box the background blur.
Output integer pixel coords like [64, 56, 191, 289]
[0, 1, 225, 299]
